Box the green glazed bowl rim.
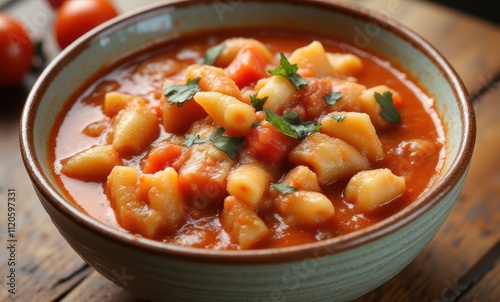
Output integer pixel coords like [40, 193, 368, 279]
[20, 0, 476, 264]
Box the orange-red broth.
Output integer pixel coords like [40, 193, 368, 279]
[51, 30, 445, 250]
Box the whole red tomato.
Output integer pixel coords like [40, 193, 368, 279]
[54, 0, 119, 49]
[0, 13, 33, 87]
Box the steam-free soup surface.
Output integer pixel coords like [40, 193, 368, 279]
[51, 29, 445, 250]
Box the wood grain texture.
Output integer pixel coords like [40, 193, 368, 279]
[461, 253, 500, 301]
[355, 80, 500, 302]
[352, 0, 500, 96]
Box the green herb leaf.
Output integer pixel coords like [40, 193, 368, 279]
[374, 91, 401, 124]
[163, 77, 201, 107]
[202, 43, 225, 65]
[324, 91, 342, 106]
[268, 52, 308, 90]
[331, 114, 346, 122]
[183, 134, 208, 147]
[250, 93, 268, 111]
[272, 183, 298, 194]
[251, 121, 261, 128]
[265, 108, 321, 139]
[209, 128, 245, 159]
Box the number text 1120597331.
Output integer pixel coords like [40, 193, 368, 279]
[6, 189, 17, 295]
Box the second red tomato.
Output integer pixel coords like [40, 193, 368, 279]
[54, 0, 119, 49]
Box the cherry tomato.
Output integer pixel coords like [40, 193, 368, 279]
[54, 0, 119, 49]
[46, 0, 65, 9]
[0, 13, 33, 87]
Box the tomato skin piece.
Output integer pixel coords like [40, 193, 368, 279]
[0, 13, 33, 87]
[54, 0, 119, 49]
[142, 142, 185, 174]
[224, 45, 269, 89]
[246, 121, 296, 163]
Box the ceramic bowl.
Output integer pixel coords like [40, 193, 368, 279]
[20, 0, 475, 301]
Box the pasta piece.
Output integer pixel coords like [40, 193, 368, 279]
[193, 91, 256, 135]
[227, 163, 271, 206]
[257, 75, 300, 114]
[185, 64, 242, 101]
[321, 111, 384, 161]
[104, 91, 136, 117]
[61, 145, 122, 182]
[281, 165, 321, 192]
[276, 191, 334, 226]
[344, 168, 406, 211]
[289, 133, 370, 185]
[214, 37, 273, 67]
[112, 99, 160, 155]
[327, 53, 363, 76]
[289, 41, 336, 78]
[220, 196, 269, 249]
[359, 85, 401, 129]
[138, 168, 187, 231]
[107, 166, 165, 239]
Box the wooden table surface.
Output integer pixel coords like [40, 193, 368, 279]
[1, 0, 499, 301]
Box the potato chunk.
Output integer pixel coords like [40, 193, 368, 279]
[289, 133, 370, 185]
[327, 53, 363, 76]
[61, 145, 122, 181]
[344, 168, 406, 211]
[138, 168, 187, 231]
[112, 99, 160, 155]
[321, 112, 384, 161]
[359, 85, 401, 129]
[276, 191, 334, 226]
[301, 77, 365, 119]
[108, 166, 187, 238]
[178, 124, 236, 205]
[104, 91, 136, 117]
[220, 196, 269, 249]
[281, 165, 321, 192]
[257, 75, 300, 114]
[289, 41, 336, 77]
[107, 166, 166, 238]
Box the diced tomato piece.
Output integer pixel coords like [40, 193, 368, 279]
[246, 121, 297, 163]
[224, 45, 269, 89]
[392, 93, 403, 109]
[142, 142, 184, 174]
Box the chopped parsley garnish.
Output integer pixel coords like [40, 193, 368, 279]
[324, 91, 342, 106]
[272, 183, 297, 194]
[331, 114, 346, 122]
[182, 128, 245, 159]
[183, 134, 208, 147]
[202, 43, 225, 65]
[265, 108, 321, 139]
[209, 128, 245, 159]
[163, 77, 201, 107]
[374, 91, 401, 124]
[250, 93, 268, 111]
[268, 52, 308, 90]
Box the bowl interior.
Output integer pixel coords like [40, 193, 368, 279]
[21, 0, 474, 256]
